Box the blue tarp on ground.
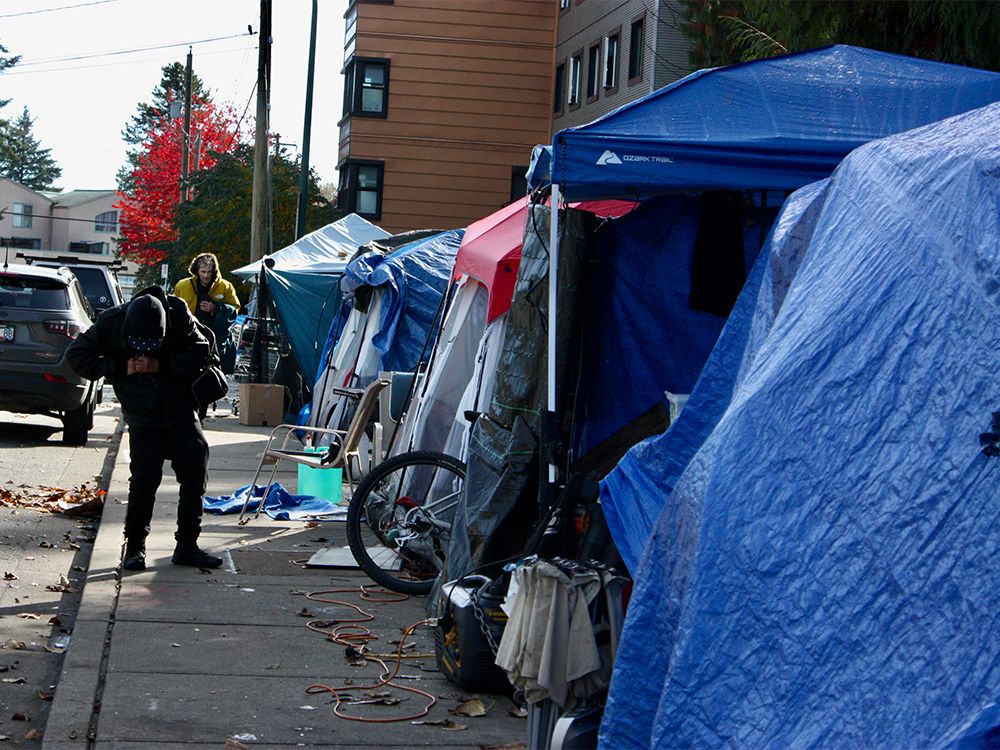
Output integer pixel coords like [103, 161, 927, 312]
[320, 229, 464, 376]
[599, 102, 1000, 750]
[204, 483, 344, 521]
[549, 45, 1000, 200]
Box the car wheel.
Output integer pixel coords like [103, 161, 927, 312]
[62, 396, 92, 446]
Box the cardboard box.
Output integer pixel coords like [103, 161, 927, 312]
[238, 384, 285, 426]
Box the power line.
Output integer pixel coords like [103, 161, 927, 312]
[15, 32, 253, 67]
[0, 0, 117, 19]
[2, 43, 256, 77]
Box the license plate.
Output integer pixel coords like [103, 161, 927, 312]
[0, 325, 13, 342]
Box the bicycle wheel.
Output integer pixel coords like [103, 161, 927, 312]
[346, 451, 467, 595]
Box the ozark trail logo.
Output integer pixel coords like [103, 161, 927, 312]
[596, 150, 622, 165]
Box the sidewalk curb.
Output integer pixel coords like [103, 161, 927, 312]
[42, 423, 128, 748]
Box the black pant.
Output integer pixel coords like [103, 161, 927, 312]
[125, 419, 209, 546]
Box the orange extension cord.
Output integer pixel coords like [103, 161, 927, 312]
[301, 585, 439, 723]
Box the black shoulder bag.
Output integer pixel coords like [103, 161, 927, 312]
[191, 320, 229, 408]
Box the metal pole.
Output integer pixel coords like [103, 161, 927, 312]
[180, 48, 193, 204]
[249, 0, 271, 263]
[296, 0, 318, 240]
[547, 184, 560, 484]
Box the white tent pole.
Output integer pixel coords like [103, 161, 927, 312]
[547, 184, 561, 483]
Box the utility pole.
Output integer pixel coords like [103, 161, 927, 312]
[249, 0, 272, 263]
[180, 47, 193, 204]
[296, 0, 318, 240]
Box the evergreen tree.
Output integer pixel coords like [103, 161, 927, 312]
[0, 42, 21, 112]
[0, 107, 62, 189]
[681, 0, 1000, 71]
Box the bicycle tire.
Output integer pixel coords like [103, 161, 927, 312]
[346, 450, 467, 595]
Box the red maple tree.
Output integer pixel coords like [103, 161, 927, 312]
[116, 95, 241, 266]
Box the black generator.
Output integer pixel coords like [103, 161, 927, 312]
[434, 574, 511, 693]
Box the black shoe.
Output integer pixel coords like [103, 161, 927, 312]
[171, 545, 223, 568]
[122, 541, 146, 571]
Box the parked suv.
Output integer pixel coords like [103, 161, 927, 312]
[0, 264, 102, 445]
[18, 254, 126, 313]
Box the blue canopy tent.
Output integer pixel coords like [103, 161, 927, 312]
[599, 100, 1000, 749]
[539, 44, 1000, 547]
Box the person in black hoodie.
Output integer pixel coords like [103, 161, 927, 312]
[67, 286, 223, 571]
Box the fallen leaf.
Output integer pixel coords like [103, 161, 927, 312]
[297, 608, 314, 617]
[224, 739, 248, 750]
[17, 614, 40, 620]
[482, 743, 528, 750]
[2, 677, 25, 684]
[3, 572, 17, 581]
[36, 690, 54, 701]
[451, 698, 489, 717]
[2, 641, 26, 651]
[507, 704, 528, 718]
[11, 713, 29, 721]
[24, 729, 42, 740]
[48, 616, 62, 627]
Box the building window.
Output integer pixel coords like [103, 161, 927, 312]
[338, 160, 384, 219]
[6, 237, 40, 250]
[568, 53, 581, 107]
[343, 57, 389, 118]
[553, 63, 565, 115]
[69, 241, 109, 255]
[559, 0, 569, 8]
[629, 17, 645, 81]
[12, 203, 32, 229]
[587, 44, 601, 101]
[95, 210, 118, 233]
[604, 32, 620, 90]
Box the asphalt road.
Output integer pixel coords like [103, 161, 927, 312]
[0, 389, 122, 747]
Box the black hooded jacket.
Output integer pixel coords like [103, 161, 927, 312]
[67, 286, 210, 426]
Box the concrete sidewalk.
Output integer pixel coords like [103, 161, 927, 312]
[42, 405, 525, 749]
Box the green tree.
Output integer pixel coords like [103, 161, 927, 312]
[168, 143, 341, 289]
[0, 42, 21, 113]
[0, 107, 62, 189]
[681, 0, 1000, 71]
[117, 62, 208, 192]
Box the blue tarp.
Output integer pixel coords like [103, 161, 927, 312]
[265, 268, 345, 386]
[599, 102, 1000, 749]
[572, 194, 777, 457]
[204, 483, 344, 522]
[320, 229, 463, 376]
[550, 45, 1000, 200]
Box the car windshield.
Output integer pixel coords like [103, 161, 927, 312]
[0, 275, 69, 309]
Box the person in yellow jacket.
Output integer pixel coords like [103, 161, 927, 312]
[173, 253, 241, 375]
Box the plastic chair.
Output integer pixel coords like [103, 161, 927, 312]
[238, 376, 391, 522]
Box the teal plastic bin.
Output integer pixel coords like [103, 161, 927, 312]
[297, 447, 343, 504]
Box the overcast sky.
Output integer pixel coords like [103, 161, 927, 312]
[1, 0, 345, 192]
